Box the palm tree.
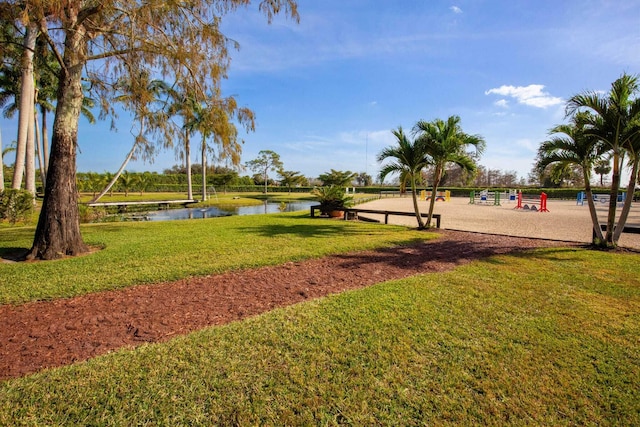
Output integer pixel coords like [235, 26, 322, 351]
[183, 101, 215, 202]
[169, 92, 200, 200]
[566, 73, 640, 247]
[135, 172, 154, 195]
[119, 171, 133, 197]
[278, 169, 307, 192]
[594, 158, 612, 186]
[169, 89, 252, 201]
[92, 74, 170, 202]
[537, 113, 605, 242]
[377, 127, 431, 229]
[86, 172, 103, 198]
[102, 172, 114, 197]
[413, 116, 486, 228]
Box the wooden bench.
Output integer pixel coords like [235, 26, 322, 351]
[310, 205, 441, 228]
[593, 224, 640, 240]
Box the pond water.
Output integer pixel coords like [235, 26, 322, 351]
[144, 201, 316, 221]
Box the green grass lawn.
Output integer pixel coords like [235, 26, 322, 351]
[1, 247, 638, 425]
[0, 212, 433, 305]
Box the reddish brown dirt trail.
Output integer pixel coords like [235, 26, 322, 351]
[0, 230, 579, 380]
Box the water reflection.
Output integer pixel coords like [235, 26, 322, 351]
[145, 201, 315, 222]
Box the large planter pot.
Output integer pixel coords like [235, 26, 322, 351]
[328, 210, 344, 218]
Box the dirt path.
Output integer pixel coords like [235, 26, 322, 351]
[0, 230, 580, 380]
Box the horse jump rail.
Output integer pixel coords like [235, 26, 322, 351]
[310, 205, 441, 228]
[515, 192, 549, 212]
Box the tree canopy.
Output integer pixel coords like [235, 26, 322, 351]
[318, 169, 357, 187]
[246, 150, 283, 194]
[1, 0, 299, 259]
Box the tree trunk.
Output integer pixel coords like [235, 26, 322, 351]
[0, 127, 4, 192]
[426, 166, 442, 229]
[35, 110, 47, 188]
[201, 138, 207, 201]
[410, 175, 424, 229]
[612, 159, 639, 242]
[92, 142, 138, 202]
[264, 168, 268, 194]
[185, 131, 193, 200]
[25, 91, 37, 196]
[27, 25, 88, 260]
[41, 104, 50, 177]
[583, 170, 603, 243]
[604, 152, 622, 246]
[12, 23, 38, 190]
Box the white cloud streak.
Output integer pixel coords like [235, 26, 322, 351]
[450, 6, 463, 14]
[485, 84, 563, 108]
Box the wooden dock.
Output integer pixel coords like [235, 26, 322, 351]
[86, 199, 197, 212]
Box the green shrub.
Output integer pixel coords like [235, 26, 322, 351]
[0, 189, 34, 224]
[78, 204, 110, 223]
[311, 185, 354, 214]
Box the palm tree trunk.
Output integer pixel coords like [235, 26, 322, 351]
[426, 166, 442, 228]
[91, 142, 138, 202]
[583, 171, 603, 243]
[25, 88, 37, 197]
[185, 131, 193, 200]
[410, 175, 425, 229]
[0, 127, 4, 192]
[411, 175, 424, 230]
[12, 23, 38, 190]
[201, 138, 207, 201]
[612, 159, 639, 242]
[605, 152, 622, 246]
[41, 104, 50, 179]
[34, 109, 47, 188]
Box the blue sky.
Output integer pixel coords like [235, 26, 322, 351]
[2, 0, 639, 182]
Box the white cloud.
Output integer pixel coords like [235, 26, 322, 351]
[450, 6, 463, 14]
[485, 84, 563, 109]
[494, 99, 509, 108]
[515, 138, 538, 152]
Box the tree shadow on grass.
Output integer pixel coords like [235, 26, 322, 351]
[332, 234, 584, 273]
[236, 213, 418, 238]
[0, 247, 29, 262]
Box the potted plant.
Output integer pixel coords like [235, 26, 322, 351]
[311, 185, 354, 217]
